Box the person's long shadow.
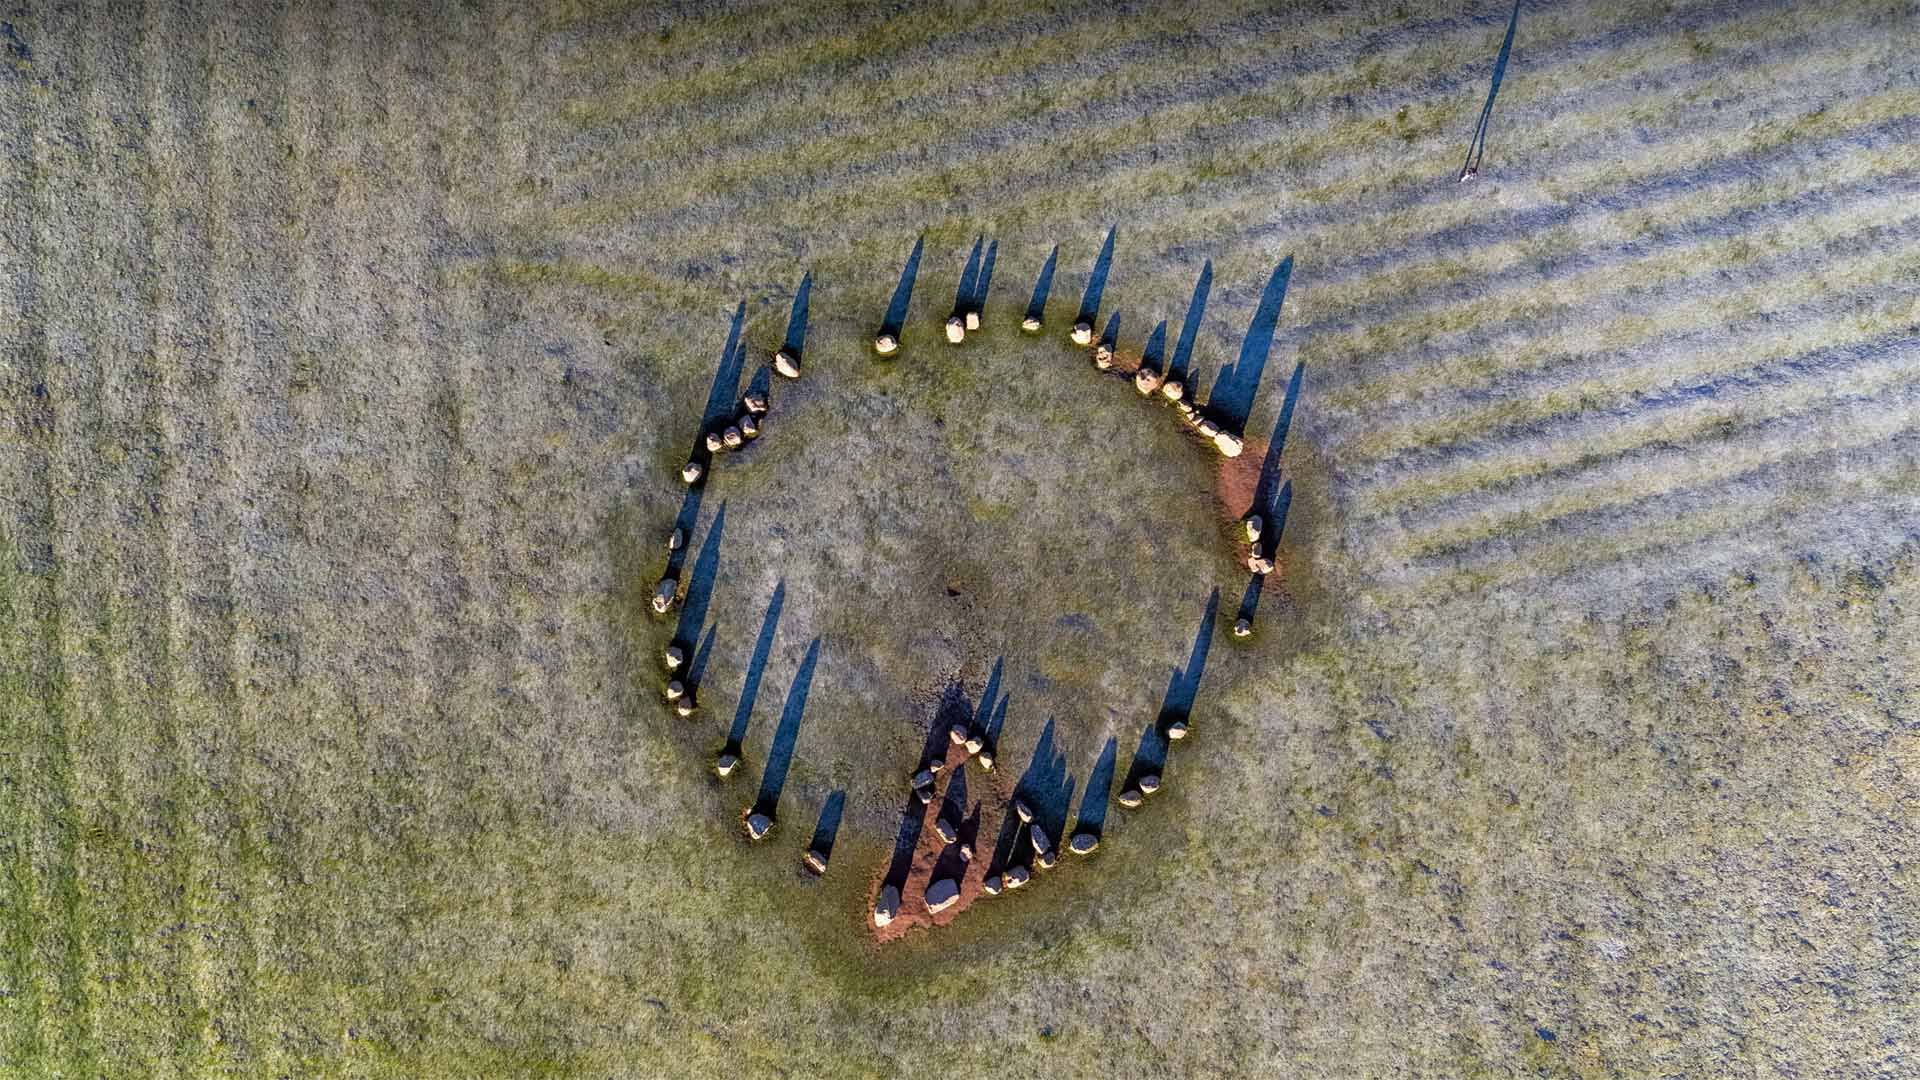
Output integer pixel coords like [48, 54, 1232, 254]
[1239, 481, 1292, 627]
[672, 502, 727, 650]
[750, 636, 820, 823]
[781, 270, 812, 362]
[724, 580, 785, 760]
[1249, 361, 1307, 521]
[951, 235, 983, 320]
[807, 789, 845, 867]
[1168, 260, 1212, 386]
[880, 234, 924, 341]
[1208, 256, 1294, 436]
[1072, 736, 1118, 844]
[1024, 244, 1059, 325]
[1075, 226, 1117, 328]
[1463, 0, 1522, 179]
[1124, 588, 1220, 796]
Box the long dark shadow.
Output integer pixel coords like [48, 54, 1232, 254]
[696, 304, 749, 450]
[742, 363, 771, 418]
[1121, 715, 1171, 795]
[1239, 481, 1292, 627]
[883, 789, 929, 891]
[880, 235, 924, 339]
[725, 580, 785, 755]
[972, 238, 998, 315]
[1463, 0, 1523, 179]
[984, 694, 1009, 749]
[686, 622, 718, 695]
[1075, 225, 1117, 327]
[1168, 260, 1212, 384]
[1011, 717, 1075, 853]
[672, 502, 728, 648]
[1209, 256, 1294, 435]
[1163, 587, 1221, 723]
[781, 270, 812, 359]
[1250, 361, 1307, 518]
[1099, 310, 1122, 353]
[664, 482, 706, 586]
[1141, 319, 1168, 374]
[952, 235, 983, 319]
[1024, 244, 1059, 324]
[751, 636, 821, 820]
[976, 658, 1004, 734]
[1073, 736, 1119, 841]
[807, 790, 846, 864]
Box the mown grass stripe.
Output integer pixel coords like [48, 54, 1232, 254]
[1394, 433, 1920, 601]
[1357, 332, 1920, 522]
[1334, 239, 1920, 466]
[538, 0, 1832, 248]
[1401, 380, 1920, 563]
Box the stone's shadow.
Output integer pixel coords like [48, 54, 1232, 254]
[1099, 310, 1122, 352]
[1239, 480, 1291, 626]
[1122, 716, 1170, 800]
[1075, 225, 1117, 327]
[663, 482, 706, 586]
[937, 766, 970, 846]
[808, 789, 846, 862]
[751, 636, 821, 820]
[1012, 717, 1075, 852]
[880, 234, 924, 339]
[1024, 244, 1059, 324]
[1125, 587, 1220, 797]
[882, 788, 929, 893]
[1168, 260, 1212, 386]
[1209, 256, 1294, 436]
[931, 801, 982, 886]
[781, 270, 812, 360]
[725, 580, 786, 758]
[695, 304, 749, 456]
[1073, 736, 1119, 841]
[1141, 319, 1168, 372]
[686, 622, 718, 695]
[1248, 361, 1307, 520]
[1464, 0, 1523, 177]
[672, 502, 728, 649]
[951, 234, 983, 320]
[971, 238, 998, 316]
[983, 695, 1009, 754]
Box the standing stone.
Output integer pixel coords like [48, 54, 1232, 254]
[743, 392, 769, 415]
[651, 578, 677, 614]
[1134, 367, 1163, 396]
[935, 817, 959, 844]
[1233, 616, 1253, 638]
[1013, 798, 1034, 824]
[924, 878, 960, 913]
[945, 316, 966, 344]
[1029, 824, 1052, 854]
[745, 813, 773, 841]
[1021, 315, 1042, 333]
[1005, 865, 1031, 889]
[958, 841, 974, 863]
[803, 849, 829, 875]
[911, 767, 935, 790]
[664, 642, 687, 671]
[1161, 379, 1184, 402]
[982, 874, 1004, 896]
[1214, 431, 1245, 457]
[722, 426, 743, 449]
[1070, 320, 1093, 346]
[715, 751, 740, 777]
[1249, 554, 1276, 575]
[1139, 774, 1162, 795]
[675, 695, 697, 718]
[1035, 847, 1058, 870]
[1243, 515, 1263, 542]
[667, 527, 686, 551]
[664, 679, 685, 702]
[681, 461, 704, 485]
[1070, 832, 1099, 855]
[1167, 718, 1190, 741]
[1092, 342, 1114, 369]
[977, 749, 996, 771]
[874, 884, 901, 927]
[915, 785, 935, 805]
[704, 432, 724, 453]
[949, 724, 970, 746]
[964, 311, 981, 332]
[773, 348, 802, 379]
[740, 414, 760, 439]
[874, 332, 899, 357]
[964, 736, 983, 755]
[1117, 788, 1144, 808]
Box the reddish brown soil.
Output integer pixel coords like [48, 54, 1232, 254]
[867, 739, 1021, 943]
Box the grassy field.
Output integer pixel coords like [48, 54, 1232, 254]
[2, 0, 1918, 1076]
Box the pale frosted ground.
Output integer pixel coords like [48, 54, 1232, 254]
[1, 0, 1917, 1076]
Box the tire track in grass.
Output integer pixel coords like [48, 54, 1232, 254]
[0, 5, 53, 1062]
[1400, 378, 1920, 565]
[19, 5, 101, 1069]
[138, 0, 219, 1069]
[1357, 331, 1920, 525]
[1331, 240, 1920, 471]
[77, 0, 178, 1064]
